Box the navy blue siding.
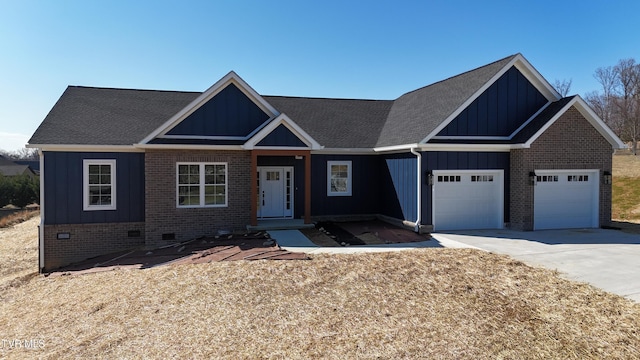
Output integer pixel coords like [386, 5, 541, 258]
[380, 153, 417, 222]
[257, 125, 307, 147]
[257, 156, 305, 218]
[310, 155, 380, 216]
[422, 152, 510, 226]
[438, 67, 547, 137]
[44, 152, 145, 225]
[167, 83, 270, 137]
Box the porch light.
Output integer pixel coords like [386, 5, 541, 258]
[529, 171, 536, 186]
[603, 171, 612, 185]
[426, 171, 434, 186]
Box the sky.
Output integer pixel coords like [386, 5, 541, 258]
[0, 0, 639, 152]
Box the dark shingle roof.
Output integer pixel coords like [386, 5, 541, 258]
[29, 55, 523, 149]
[29, 87, 199, 145]
[263, 96, 393, 148]
[377, 54, 517, 147]
[510, 96, 575, 144]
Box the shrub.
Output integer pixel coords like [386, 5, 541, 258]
[0, 175, 39, 208]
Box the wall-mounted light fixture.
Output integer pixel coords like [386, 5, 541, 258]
[529, 171, 536, 186]
[603, 171, 612, 185]
[426, 171, 434, 186]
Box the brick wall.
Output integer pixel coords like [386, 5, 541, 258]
[510, 107, 613, 230]
[43, 222, 145, 271]
[144, 150, 251, 247]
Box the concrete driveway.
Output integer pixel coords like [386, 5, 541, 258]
[431, 228, 640, 302]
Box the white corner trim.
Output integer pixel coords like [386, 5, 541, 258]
[420, 54, 561, 144]
[38, 150, 45, 271]
[139, 71, 280, 144]
[243, 113, 323, 150]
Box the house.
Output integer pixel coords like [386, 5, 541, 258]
[0, 155, 37, 178]
[28, 54, 625, 271]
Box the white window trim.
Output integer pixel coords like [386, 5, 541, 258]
[327, 160, 352, 196]
[176, 162, 228, 208]
[83, 159, 117, 211]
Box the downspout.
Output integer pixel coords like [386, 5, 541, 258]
[410, 147, 421, 233]
[38, 149, 44, 273]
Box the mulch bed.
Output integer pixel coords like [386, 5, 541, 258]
[311, 220, 429, 246]
[49, 232, 309, 276]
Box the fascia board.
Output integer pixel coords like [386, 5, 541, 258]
[243, 113, 323, 150]
[139, 71, 280, 144]
[27, 144, 144, 152]
[134, 144, 244, 150]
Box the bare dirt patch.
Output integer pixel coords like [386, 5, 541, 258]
[2, 221, 640, 359]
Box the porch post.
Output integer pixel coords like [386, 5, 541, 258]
[304, 151, 311, 224]
[250, 151, 258, 226]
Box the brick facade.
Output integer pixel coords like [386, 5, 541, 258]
[43, 222, 145, 271]
[510, 107, 613, 230]
[144, 150, 251, 247]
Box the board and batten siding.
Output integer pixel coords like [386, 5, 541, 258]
[256, 125, 307, 147]
[422, 151, 510, 226]
[43, 152, 145, 225]
[166, 83, 270, 137]
[380, 153, 418, 222]
[437, 67, 547, 137]
[310, 154, 380, 216]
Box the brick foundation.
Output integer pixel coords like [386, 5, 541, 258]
[43, 222, 145, 271]
[510, 107, 613, 230]
[144, 150, 251, 247]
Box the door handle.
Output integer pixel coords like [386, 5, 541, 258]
[262, 191, 265, 206]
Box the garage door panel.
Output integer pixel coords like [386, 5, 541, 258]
[433, 171, 503, 231]
[534, 171, 598, 230]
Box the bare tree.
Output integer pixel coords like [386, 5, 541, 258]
[589, 59, 640, 154]
[553, 78, 572, 97]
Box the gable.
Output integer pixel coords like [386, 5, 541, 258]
[436, 67, 548, 137]
[165, 83, 270, 138]
[256, 124, 307, 147]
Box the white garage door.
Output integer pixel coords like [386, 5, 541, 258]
[432, 170, 504, 231]
[534, 170, 599, 230]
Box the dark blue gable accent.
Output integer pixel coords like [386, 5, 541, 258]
[166, 83, 270, 137]
[437, 67, 547, 137]
[44, 152, 145, 225]
[310, 155, 380, 216]
[422, 152, 510, 226]
[256, 124, 307, 147]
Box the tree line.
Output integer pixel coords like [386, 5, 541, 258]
[0, 175, 39, 208]
[585, 58, 640, 154]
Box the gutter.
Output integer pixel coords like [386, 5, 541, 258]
[409, 147, 422, 233]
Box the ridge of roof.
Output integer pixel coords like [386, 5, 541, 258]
[396, 53, 519, 98]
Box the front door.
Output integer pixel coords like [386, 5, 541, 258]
[257, 167, 293, 219]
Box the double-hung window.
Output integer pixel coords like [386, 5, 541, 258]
[327, 160, 352, 196]
[83, 159, 116, 211]
[177, 163, 227, 207]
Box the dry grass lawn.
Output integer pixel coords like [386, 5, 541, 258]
[612, 155, 640, 222]
[1, 217, 640, 358]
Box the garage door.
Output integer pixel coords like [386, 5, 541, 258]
[534, 170, 599, 230]
[432, 170, 504, 231]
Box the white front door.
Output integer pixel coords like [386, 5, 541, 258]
[258, 167, 293, 219]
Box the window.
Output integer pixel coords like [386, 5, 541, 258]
[177, 163, 227, 207]
[471, 175, 494, 182]
[568, 175, 589, 182]
[327, 161, 352, 196]
[536, 175, 558, 182]
[437, 175, 461, 183]
[83, 159, 116, 211]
